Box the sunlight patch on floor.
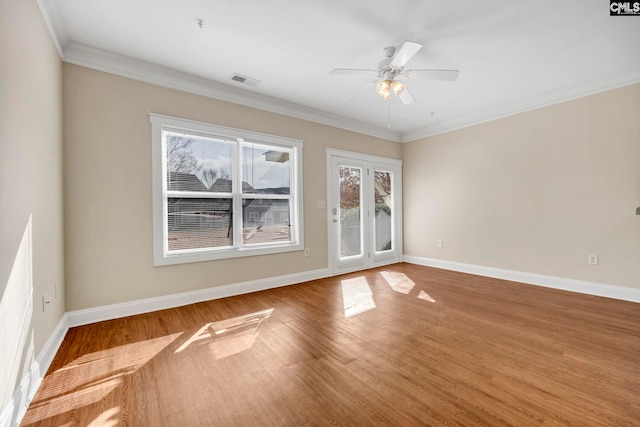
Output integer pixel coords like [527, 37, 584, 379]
[22, 333, 181, 425]
[87, 406, 121, 427]
[380, 271, 416, 294]
[175, 308, 273, 360]
[24, 376, 123, 424]
[341, 276, 376, 317]
[417, 290, 436, 302]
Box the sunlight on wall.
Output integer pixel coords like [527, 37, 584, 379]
[341, 276, 376, 317]
[175, 308, 273, 360]
[0, 216, 34, 409]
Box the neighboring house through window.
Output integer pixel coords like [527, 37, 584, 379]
[150, 114, 304, 265]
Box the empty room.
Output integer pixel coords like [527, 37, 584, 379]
[2, 0, 639, 426]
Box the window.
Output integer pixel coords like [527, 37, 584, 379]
[150, 114, 303, 265]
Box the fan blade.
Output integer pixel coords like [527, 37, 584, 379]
[341, 80, 377, 103]
[404, 69, 460, 81]
[390, 41, 423, 68]
[330, 68, 377, 76]
[398, 87, 416, 104]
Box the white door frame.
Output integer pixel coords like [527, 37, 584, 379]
[326, 148, 403, 275]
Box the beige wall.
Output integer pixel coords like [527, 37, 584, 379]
[0, 0, 65, 410]
[2, 1, 636, 417]
[403, 84, 640, 289]
[62, 64, 401, 310]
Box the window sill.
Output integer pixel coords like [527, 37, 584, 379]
[153, 242, 304, 266]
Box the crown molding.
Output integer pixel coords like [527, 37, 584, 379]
[36, 1, 401, 142]
[401, 65, 640, 142]
[62, 42, 402, 142]
[35, 0, 640, 144]
[35, 0, 66, 58]
[58, 42, 640, 145]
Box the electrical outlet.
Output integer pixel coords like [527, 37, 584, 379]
[304, 248, 310, 257]
[437, 240, 444, 248]
[42, 294, 50, 312]
[588, 254, 598, 265]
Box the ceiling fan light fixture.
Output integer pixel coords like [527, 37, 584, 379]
[331, 40, 460, 106]
[390, 80, 405, 95]
[376, 79, 391, 99]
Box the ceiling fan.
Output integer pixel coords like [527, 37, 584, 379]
[330, 41, 459, 104]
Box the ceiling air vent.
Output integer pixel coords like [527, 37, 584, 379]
[230, 73, 261, 87]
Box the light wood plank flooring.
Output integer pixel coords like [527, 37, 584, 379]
[21, 263, 640, 426]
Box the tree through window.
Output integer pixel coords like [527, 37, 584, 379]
[150, 114, 304, 265]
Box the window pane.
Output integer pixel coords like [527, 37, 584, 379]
[242, 144, 290, 194]
[374, 171, 392, 251]
[153, 114, 303, 265]
[167, 198, 233, 250]
[340, 166, 361, 257]
[165, 131, 233, 192]
[242, 199, 291, 244]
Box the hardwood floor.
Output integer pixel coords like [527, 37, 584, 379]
[21, 263, 640, 426]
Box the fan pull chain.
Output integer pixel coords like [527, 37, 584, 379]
[387, 100, 391, 129]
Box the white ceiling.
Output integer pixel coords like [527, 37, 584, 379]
[39, 0, 640, 142]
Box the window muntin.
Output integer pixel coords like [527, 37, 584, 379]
[151, 114, 303, 265]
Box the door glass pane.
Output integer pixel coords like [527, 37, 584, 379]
[339, 166, 362, 257]
[167, 198, 233, 251]
[242, 198, 291, 245]
[374, 171, 392, 252]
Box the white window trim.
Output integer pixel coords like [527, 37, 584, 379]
[150, 113, 304, 266]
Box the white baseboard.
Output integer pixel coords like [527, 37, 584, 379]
[65, 268, 331, 327]
[2, 267, 331, 427]
[8, 258, 634, 427]
[403, 255, 640, 303]
[0, 400, 12, 427]
[1, 313, 68, 427]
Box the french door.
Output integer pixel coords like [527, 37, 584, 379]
[327, 149, 402, 274]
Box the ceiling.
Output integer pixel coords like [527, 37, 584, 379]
[38, 0, 640, 142]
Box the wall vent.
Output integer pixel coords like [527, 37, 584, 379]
[230, 73, 261, 87]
